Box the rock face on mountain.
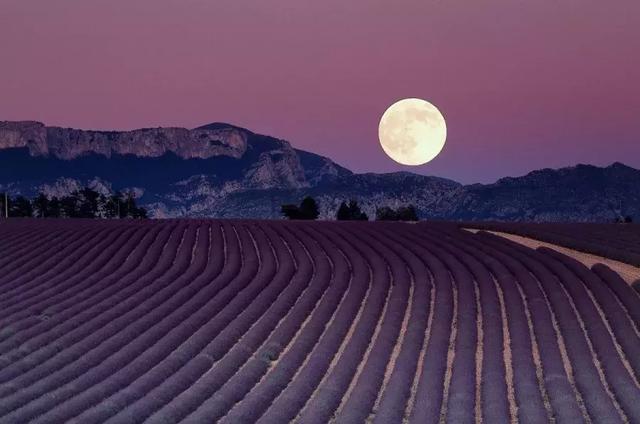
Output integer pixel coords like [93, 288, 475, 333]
[0, 121, 247, 159]
[0, 120, 638, 222]
[0, 121, 48, 154]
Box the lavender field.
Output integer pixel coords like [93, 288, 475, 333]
[0, 219, 639, 423]
[465, 222, 640, 268]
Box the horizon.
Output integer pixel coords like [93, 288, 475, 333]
[1, 117, 637, 186]
[2, 0, 639, 184]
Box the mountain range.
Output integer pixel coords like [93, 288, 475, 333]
[0, 120, 638, 222]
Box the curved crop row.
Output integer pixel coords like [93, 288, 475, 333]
[467, 222, 640, 267]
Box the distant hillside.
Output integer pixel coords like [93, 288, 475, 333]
[0, 120, 638, 222]
[450, 162, 640, 222]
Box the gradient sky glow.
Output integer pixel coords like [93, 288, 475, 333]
[1, 0, 639, 183]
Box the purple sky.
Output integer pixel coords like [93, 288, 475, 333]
[1, 0, 639, 183]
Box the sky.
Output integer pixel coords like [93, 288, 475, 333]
[1, 0, 639, 184]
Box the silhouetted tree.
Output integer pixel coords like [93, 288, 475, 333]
[336, 202, 350, 220]
[48, 197, 62, 218]
[281, 204, 301, 220]
[375, 206, 398, 221]
[117, 191, 147, 219]
[107, 191, 131, 218]
[349, 200, 368, 220]
[9, 196, 33, 217]
[396, 205, 418, 221]
[126, 194, 148, 218]
[32, 193, 50, 218]
[133, 206, 148, 219]
[78, 188, 100, 218]
[376, 205, 419, 221]
[281, 196, 320, 220]
[60, 193, 81, 218]
[124, 192, 134, 217]
[615, 215, 634, 224]
[103, 194, 120, 218]
[336, 200, 368, 221]
[0, 193, 7, 218]
[299, 196, 319, 220]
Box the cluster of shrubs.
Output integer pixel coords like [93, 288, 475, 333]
[281, 197, 419, 222]
[336, 200, 369, 221]
[280, 197, 321, 220]
[374, 205, 419, 221]
[615, 216, 634, 224]
[0, 187, 147, 219]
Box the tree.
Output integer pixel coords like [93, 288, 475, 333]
[0, 193, 7, 218]
[616, 215, 634, 224]
[9, 196, 33, 217]
[348, 200, 368, 220]
[336, 200, 368, 221]
[128, 198, 148, 219]
[123, 192, 135, 218]
[48, 197, 62, 218]
[336, 202, 351, 220]
[133, 206, 148, 219]
[121, 191, 147, 219]
[299, 196, 319, 220]
[376, 206, 398, 221]
[112, 191, 128, 218]
[60, 192, 81, 218]
[281, 196, 320, 220]
[104, 194, 120, 218]
[281, 204, 301, 220]
[78, 188, 100, 218]
[396, 205, 418, 221]
[32, 193, 50, 218]
[376, 205, 419, 221]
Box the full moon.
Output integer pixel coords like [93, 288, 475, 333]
[378, 98, 447, 166]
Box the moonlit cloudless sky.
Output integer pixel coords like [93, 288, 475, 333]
[1, 0, 639, 183]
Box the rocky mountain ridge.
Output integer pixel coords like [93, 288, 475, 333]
[0, 121, 247, 159]
[0, 120, 638, 222]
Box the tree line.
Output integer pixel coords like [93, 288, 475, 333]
[1, 191, 416, 221]
[0, 188, 147, 219]
[281, 197, 419, 221]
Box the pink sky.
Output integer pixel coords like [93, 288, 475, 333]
[1, 0, 639, 183]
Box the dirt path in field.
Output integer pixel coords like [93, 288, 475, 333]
[464, 229, 640, 285]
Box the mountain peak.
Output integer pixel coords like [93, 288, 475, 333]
[608, 161, 633, 170]
[195, 122, 253, 133]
